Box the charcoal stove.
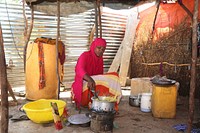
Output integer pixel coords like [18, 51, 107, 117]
[90, 110, 116, 132]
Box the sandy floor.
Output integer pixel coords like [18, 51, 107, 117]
[1, 90, 200, 133]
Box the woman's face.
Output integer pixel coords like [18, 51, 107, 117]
[94, 46, 106, 57]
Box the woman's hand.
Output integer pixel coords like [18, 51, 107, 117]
[87, 78, 95, 90]
[83, 74, 96, 90]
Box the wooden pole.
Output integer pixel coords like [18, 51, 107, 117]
[56, 0, 61, 99]
[97, 0, 102, 38]
[178, 0, 193, 19]
[0, 23, 9, 133]
[152, 0, 160, 36]
[23, 0, 27, 72]
[22, 0, 28, 42]
[24, 3, 34, 72]
[94, 0, 98, 38]
[188, 0, 198, 132]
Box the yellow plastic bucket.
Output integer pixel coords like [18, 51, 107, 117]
[151, 84, 177, 118]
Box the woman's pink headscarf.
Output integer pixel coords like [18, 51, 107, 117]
[72, 38, 106, 107]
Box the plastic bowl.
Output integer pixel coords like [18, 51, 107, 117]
[22, 99, 66, 124]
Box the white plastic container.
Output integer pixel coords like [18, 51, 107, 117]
[140, 93, 152, 112]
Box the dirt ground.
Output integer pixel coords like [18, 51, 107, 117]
[1, 89, 200, 133]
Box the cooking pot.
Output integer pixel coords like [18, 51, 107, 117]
[129, 95, 140, 107]
[91, 96, 116, 112]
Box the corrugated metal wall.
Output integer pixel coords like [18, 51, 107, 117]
[0, 2, 129, 89]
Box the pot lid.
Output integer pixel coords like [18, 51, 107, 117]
[68, 114, 90, 125]
[151, 79, 176, 86]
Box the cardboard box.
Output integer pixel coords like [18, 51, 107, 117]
[130, 77, 153, 96]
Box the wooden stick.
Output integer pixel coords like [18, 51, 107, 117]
[24, 3, 34, 72]
[94, 0, 98, 38]
[178, 0, 193, 19]
[152, 0, 160, 36]
[7, 81, 17, 103]
[97, 0, 102, 38]
[0, 22, 9, 133]
[56, 0, 61, 99]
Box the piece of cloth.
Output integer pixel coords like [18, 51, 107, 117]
[71, 38, 107, 108]
[38, 41, 46, 89]
[81, 72, 122, 110]
[11, 115, 29, 122]
[173, 124, 187, 131]
[34, 37, 66, 65]
[34, 37, 66, 89]
[173, 123, 200, 133]
[192, 128, 200, 133]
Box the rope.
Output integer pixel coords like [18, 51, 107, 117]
[141, 62, 200, 67]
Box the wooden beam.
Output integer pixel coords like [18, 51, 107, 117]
[108, 11, 139, 73]
[119, 11, 139, 86]
[108, 43, 122, 72]
[188, 0, 198, 132]
[0, 23, 9, 133]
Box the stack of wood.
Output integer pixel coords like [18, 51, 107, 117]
[108, 11, 139, 86]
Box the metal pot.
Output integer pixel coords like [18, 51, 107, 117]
[91, 96, 116, 112]
[129, 96, 140, 107]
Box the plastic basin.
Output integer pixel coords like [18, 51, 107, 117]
[22, 99, 66, 123]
